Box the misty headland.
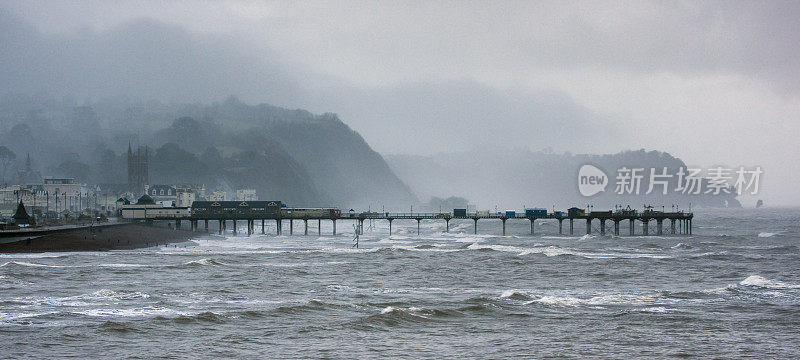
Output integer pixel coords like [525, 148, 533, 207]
[0, 6, 765, 210]
[0, 94, 737, 210]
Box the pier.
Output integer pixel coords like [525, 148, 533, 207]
[136, 201, 694, 237]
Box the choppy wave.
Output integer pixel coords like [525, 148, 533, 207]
[671, 243, 693, 250]
[0, 261, 68, 268]
[99, 263, 148, 268]
[167, 311, 227, 324]
[6, 289, 151, 309]
[182, 258, 227, 267]
[739, 275, 800, 289]
[499, 289, 533, 300]
[75, 306, 180, 318]
[518, 246, 579, 257]
[99, 320, 142, 333]
[354, 305, 460, 328]
[525, 293, 657, 307]
[758, 232, 778, 238]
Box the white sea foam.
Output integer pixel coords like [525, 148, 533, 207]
[758, 232, 778, 238]
[8, 289, 151, 308]
[75, 306, 180, 318]
[499, 289, 531, 299]
[99, 263, 148, 268]
[526, 293, 655, 307]
[0, 311, 58, 323]
[634, 306, 670, 313]
[391, 245, 459, 253]
[739, 275, 800, 289]
[517, 246, 577, 257]
[449, 235, 490, 243]
[466, 243, 524, 253]
[527, 296, 585, 307]
[0, 261, 67, 268]
[380, 306, 426, 315]
[183, 258, 226, 266]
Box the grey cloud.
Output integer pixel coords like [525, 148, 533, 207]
[0, 9, 619, 155]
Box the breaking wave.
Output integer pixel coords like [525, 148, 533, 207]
[499, 289, 533, 300]
[181, 258, 227, 267]
[739, 275, 800, 289]
[518, 246, 578, 257]
[525, 293, 656, 307]
[0, 261, 67, 268]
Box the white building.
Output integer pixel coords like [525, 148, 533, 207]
[235, 189, 257, 201]
[176, 188, 196, 208]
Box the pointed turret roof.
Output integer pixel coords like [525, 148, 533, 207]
[13, 200, 30, 224]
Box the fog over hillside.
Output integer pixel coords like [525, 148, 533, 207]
[0, 95, 415, 208]
[2, 2, 798, 206]
[386, 150, 739, 211]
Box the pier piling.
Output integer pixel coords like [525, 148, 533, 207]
[180, 207, 692, 239]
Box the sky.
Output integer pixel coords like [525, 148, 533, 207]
[2, 0, 799, 205]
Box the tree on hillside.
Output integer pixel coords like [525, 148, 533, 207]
[0, 146, 17, 184]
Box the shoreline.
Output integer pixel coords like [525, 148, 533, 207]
[0, 222, 198, 253]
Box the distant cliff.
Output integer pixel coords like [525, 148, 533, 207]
[0, 95, 416, 208]
[385, 149, 740, 210]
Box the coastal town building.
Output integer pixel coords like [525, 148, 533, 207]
[144, 184, 177, 205]
[176, 188, 195, 208]
[42, 177, 81, 213]
[235, 189, 257, 201]
[12, 154, 42, 185]
[207, 190, 226, 201]
[127, 144, 149, 194]
[119, 194, 189, 219]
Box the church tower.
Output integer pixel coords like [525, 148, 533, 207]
[127, 143, 149, 193]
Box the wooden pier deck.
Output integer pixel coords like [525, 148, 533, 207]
[145, 209, 693, 237]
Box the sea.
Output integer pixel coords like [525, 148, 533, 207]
[1, 208, 799, 358]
